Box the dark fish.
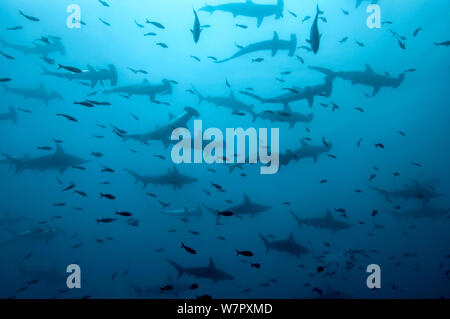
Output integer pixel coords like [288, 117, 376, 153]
[339, 37, 348, 43]
[146, 20, 165, 29]
[158, 200, 170, 208]
[19, 10, 39, 22]
[100, 193, 116, 200]
[295, 55, 304, 64]
[135, 20, 144, 28]
[207, 56, 217, 61]
[236, 24, 248, 29]
[98, 0, 110, 7]
[146, 192, 157, 198]
[56, 113, 77, 122]
[375, 143, 385, 149]
[74, 190, 87, 197]
[341, 9, 349, 15]
[0, 78, 12, 82]
[62, 182, 76, 192]
[251, 263, 261, 269]
[190, 283, 199, 290]
[317, 266, 324, 273]
[192, 10, 201, 43]
[252, 58, 264, 63]
[211, 181, 223, 190]
[190, 55, 200, 62]
[371, 210, 378, 217]
[181, 242, 197, 254]
[288, 10, 297, 18]
[53, 202, 66, 207]
[101, 166, 114, 173]
[37, 146, 52, 151]
[144, 32, 157, 36]
[236, 250, 254, 257]
[355, 107, 364, 112]
[98, 18, 111, 26]
[96, 218, 117, 223]
[74, 101, 94, 107]
[0, 51, 15, 60]
[116, 211, 132, 217]
[156, 42, 168, 48]
[413, 27, 422, 37]
[58, 64, 82, 73]
[7, 26, 23, 30]
[91, 152, 104, 158]
[218, 211, 234, 217]
[188, 230, 200, 235]
[355, 40, 365, 47]
[226, 79, 231, 88]
[411, 162, 422, 167]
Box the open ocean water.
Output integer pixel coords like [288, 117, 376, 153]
[0, 0, 449, 299]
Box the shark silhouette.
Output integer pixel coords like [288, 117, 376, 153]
[124, 166, 198, 190]
[1, 144, 88, 173]
[216, 31, 296, 63]
[2, 82, 63, 105]
[0, 106, 17, 124]
[42, 64, 117, 88]
[309, 65, 406, 96]
[0, 37, 65, 57]
[199, 0, 284, 28]
[166, 257, 234, 282]
[290, 210, 352, 233]
[104, 78, 172, 102]
[259, 233, 310, 258]
[241, 75, 334, 108]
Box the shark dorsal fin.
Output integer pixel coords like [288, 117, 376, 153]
[243, 194, 251, 204]
[87, 65, 95, 72]
[142, 79, 149, 85]
[282, 104, 292, 113]
[273, 31, 279, 41]
[208, 258, 216, 270]
[288, 232, 294, 241]
[55, 143, 64, 154]
[365, 64, 374, 73]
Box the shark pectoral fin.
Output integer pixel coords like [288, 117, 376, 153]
[256, 16, 264, 28]
[91, 79, 98, 88]
[307, 96, 314, 107]
[271, 48, 277, 56]
[372, 86, 381, 96]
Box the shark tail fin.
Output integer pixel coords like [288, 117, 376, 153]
[192, 87, 205, 104]
[259, 233, 271, 253]
[288, 34, 297, 56]
[9, 106, 17, 124]
[123, 168, 140, 183]
[202, 205, 221, 224]
[317, 4, 324, 15]
[2, 153, 22, 173]
[289, 210, 302, 228]
[165, 258, 184, 278]
[108, 65, 118, 86]
[393, 73, 406, 88]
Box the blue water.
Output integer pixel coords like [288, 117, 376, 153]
[0, 0, 449, 299]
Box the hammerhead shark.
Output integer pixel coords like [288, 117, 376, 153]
[1, 144, 88, 173]
[0, 37, 65, 57]
[279, 139, 332, 167]
[124, 166, 198, 190]
[205, 194, 271, 223]
[215, 31, 296, 63]
[1, 226, 63, 245]
[0, 106, 18, 124]
[122, 106, 200, 147]
[199, 0, 284, 28]
[2, 82, 63, 105]
[193, 88, 255, 118]
[368, 182, 442, 202]
[253, 105, 313, 129]
[290, 210, 353, 233]
[241, 75, 334, 108]
[309, 65, 406, 96]
[166, 257, 234, 282]
[259, 233, 310, 258]
[42, 64, 118, 88]
[103, 78, 172, 102]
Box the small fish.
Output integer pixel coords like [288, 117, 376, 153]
[37, 146, 52, 151]
[91, 152, 104, 158]
[156, 42, 168, 48]
[190, 283, 199, 290]
[0, 51, 15, 60]
[74, 101, 94, 107]
[235, 43, 244, 49]
[207, 56, 217, 61]
[98, 18, 111, 26]
[288, 10, 297, 18]
[375, 143, 385, 149]
[217, 210, 234, 217]
[100, 193, 116, 200]
[211, 181, 223, 190]
[190, 55, 200, 62]
[252, 58, 264, 63]
[74, 190, 87, 197]
[341, 9, 349, 15]
[19, 10, 39, 22]
[116, 211, 132, 217]
[181, 242, 197, 254]
[371, 210, 378, 217]
[135, 20, 144, 28]
[96, 218, 117, 224]
[398, 40, 406, 50]
[295, 55, 304, 64]
[369, 174, 377, 182]
[98, 0, 110, 7]
[411, 162, 422, 167]
[339, 37, 349, 43]
[226, 79, 231, 88]
[355, 40, 365, 47]
[236, 24, 248, 29]
[302, 16, 311, 23]
[144, 32, 157, 36]
[7, 26, 23, 31]
[188, 230, 200, 236]
[236, 250, 254, 257]
[146, 20, 165, 29]
[58, 64, 82, 73]
[0, 78, 12, 82]
[56, 113, 77, 122]
[413, 27, 422, 37]
[355, 107, 364, 112]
